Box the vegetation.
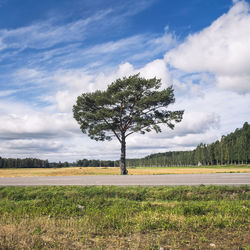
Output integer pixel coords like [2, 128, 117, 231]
[75, 159, 119, 167]
[0, 122, 249, 169]
[0, 157, 118, 169]
[73, 74, 183, 174]
[0, 166, 250, 177]
[0, 185, 249, 249]
[0, 157, 49, 169]
[128, 122, 250, 167]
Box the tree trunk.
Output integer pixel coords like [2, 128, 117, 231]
[120, 133, 128, 175]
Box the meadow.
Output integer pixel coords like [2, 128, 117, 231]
[0, 185, 249, 249]
[0, 165, 250, 177]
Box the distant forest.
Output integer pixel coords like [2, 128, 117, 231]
[0, 156, 119, 169]
[0, 122, 249, 168]
[128, 122, 250, 166]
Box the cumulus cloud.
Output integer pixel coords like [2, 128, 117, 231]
[216, 74, 250, 93]
[162, 112, 220, 138]
[124, 77, 250, 158]
[165, 0, 250, 93]
[0, 58, 172, 160]
[126, 130, 218, 158]
[0, 112, 79, 140]
[1, 1, 249, 161]
[140, 59, 171, 87]
[1, 68, 249, 161]
[5, 139, 62, 153]
[52, 59, 171, 112]
[125, 109, 221, 157]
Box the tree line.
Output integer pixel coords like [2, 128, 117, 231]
[0, 157, 120, 169]
[0, 122, 249, 168]
[127, 122, 250, 166]
[75, 159, 119, 167]
[0, 157, 71, 169]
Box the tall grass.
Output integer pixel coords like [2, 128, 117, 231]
[0, 185, 249, 249]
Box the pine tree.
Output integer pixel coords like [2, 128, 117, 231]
[73, 74, 184, 174]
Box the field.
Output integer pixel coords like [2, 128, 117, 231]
[0, 185, 249, 249]
[0, 165, 250, 177]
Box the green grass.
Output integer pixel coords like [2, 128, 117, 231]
[0, 185, 249, 249]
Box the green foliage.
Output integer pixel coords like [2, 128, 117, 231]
[76, 158, 119, 167]
[128, 122, 250, 166]
[0, 186, 249, 249]
[0, 157, 71, 169]
[73, 74, 183, 141]
[73, 74, 183, 174]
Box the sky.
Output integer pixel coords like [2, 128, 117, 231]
[0, 0, 250, 162]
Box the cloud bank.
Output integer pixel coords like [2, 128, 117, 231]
[0, 1, 249, 161]
[165, 1, 250, 93]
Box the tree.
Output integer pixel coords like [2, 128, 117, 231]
[73, 74, 184, 175]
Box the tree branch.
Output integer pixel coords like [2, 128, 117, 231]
[125, 121, 168, 138]
[141, 105, 166, 115]
[123, 96, 139, 131]
[102, 117, 121, 143]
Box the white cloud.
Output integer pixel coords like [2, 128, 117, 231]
[165, 1, 250, 93]
[83, 35, 144, 55]
[174, 84, 250, 137]
[4, 139, 62, 153]
[123, 78, 250, 158]
[78, 31, 176, 68]
[16, 68, 46, 83]
[125, 109, 221, 155]
[216, 74, 250, 93]
[1, 67, 249, 161]
[166, 112, 220, 138]
[0, 10, 111, 51]
[140, 59, 171, 87]
[52, 59, 171, 112]
[0, 89, 18, 97]
[0, 58, 172, 160]
[1, 1, 250, 162]
[0, 111, 78, 140]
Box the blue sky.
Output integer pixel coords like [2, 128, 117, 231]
[0, 0, 250, 161]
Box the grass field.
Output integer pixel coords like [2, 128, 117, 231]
[0, 165, 250, 177]
[0, 185, 249, 249]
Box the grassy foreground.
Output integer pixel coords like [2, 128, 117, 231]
[0, 165, 250, 177]
[0, 185, 249, 249]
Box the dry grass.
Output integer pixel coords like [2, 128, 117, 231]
[0, 166, 250, 177]
[130, 167, 250, 175]
[0, 167, 118, 177]
[1, 218, 249, 249]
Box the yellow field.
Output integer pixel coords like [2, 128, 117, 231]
[0, 166, 250, 177]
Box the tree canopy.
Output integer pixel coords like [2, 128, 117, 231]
[73, 74, 184, 174]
